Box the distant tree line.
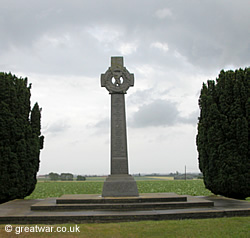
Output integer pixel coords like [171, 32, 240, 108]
[48, 172, 86, 181]
[141, 173, 202, 180]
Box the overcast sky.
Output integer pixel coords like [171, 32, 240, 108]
[1, 0, 249, 175]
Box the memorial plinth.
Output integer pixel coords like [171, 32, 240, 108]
[101, 57, 139, 197]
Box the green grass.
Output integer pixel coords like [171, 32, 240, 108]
[26, 181, 103, 199]
[137, 180, 213, 196]
[0, 217, 249, 237]
[26, 179, 250, 200]
[26, 180, 213, 199]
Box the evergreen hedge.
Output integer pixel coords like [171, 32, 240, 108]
[197, 67, 250, 199]
[0, 72, 44, 203]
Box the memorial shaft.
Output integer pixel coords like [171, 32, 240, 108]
[111, 93, 128, 174]
[101, 56, 139, 197]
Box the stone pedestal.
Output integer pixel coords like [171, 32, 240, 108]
[102, 175, 139, 197]
[101, 57, 138, 197]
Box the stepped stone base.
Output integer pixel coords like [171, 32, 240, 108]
[102, 174, 139, 197]
[30, 193, 213, 211]
[0, 194, 250, 224]
[56, 193, 187, 204]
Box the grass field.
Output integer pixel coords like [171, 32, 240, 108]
[26, 179, 250, 201]
[26, 179, 213, 199]
[3, 179, 248, 237]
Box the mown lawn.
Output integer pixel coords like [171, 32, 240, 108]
[0, 217, 249, 237]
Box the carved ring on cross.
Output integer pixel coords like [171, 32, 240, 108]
[101, 67, 134, 94]
[112, 69, 123, 86]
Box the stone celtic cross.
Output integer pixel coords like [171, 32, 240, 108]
[101, 56, 139, 197]
[101, 56, 134, 94]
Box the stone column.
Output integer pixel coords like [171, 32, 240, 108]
[101, 56, 139, 197]
[111, 93, 128, 174]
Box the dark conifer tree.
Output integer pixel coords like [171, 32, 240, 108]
[0, 72, 44, 203]
[197, 67, 250, 199]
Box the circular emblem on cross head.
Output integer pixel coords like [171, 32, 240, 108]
[101, 67, 134, 94]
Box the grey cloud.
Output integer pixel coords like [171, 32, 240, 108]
[167, 0, 250, 69]
[129, 99, 179, 128]
[1, 0, 249, 77]
[127, 87, 173, 107]
[122, 1, 250, 70]
[93, 117, 109, 131]
[127, 88, 155, 106]
[89, 117, 109, 135]
[178, 111, 199, 125]
[94, 118, 109, 129]
[129, 99, 198, 128]
[45, 120, 70, 135]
